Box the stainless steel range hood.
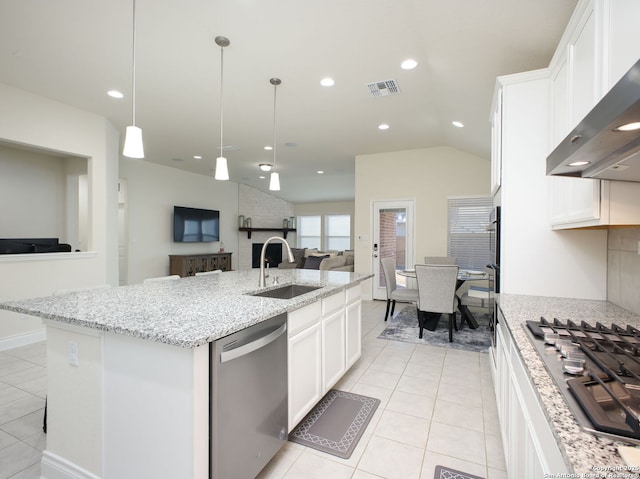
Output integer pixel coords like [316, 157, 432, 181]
[546, 58, 640, 181]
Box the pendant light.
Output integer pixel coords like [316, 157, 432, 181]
[123, 0, 145, 158]
[214, 36, 230, 181]
[269, 78, 281, 191]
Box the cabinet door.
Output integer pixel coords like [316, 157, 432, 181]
[605, 0, 640, 91]
[345, 300, 361, 369]
[322, 309, 346, 393]
[491, 88, 503, 195]
[288, 323, 322, 431]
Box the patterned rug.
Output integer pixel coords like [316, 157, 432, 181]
[378, 305, 491, 353]
[288, 389, 380, 459]
[434, 465, 485, 479]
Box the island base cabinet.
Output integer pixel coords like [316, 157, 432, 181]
[287, 302, 323, 431]
[345, 285, 362, 368]
[287, 288, 362, 432]
[494, 314, 569, 477]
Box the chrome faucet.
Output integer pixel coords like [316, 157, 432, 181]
[259, 236, 295, 288]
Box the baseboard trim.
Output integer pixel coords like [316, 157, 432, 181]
[41, 450, 101, 479]
[0, 329, 46, 351]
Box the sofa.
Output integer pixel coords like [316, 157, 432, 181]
[278, 248, 354, 272]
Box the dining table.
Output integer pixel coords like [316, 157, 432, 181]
[398, 268, 488, 329]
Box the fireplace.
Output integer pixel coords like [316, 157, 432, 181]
[252, 243, 283, 268]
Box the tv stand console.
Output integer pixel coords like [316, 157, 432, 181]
[169, 253, 232, 277]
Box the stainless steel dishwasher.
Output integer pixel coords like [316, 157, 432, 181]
[210, 313, 288, 479]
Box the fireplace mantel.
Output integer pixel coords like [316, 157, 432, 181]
[239, 227, 296, 239]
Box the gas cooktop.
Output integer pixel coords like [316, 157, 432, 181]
[526, 317, 640, 445]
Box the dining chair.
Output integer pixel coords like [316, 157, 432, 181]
[415, 264, 459, 342]
[195, 270, 222, 276]
[424, 256, 456, 265]
[456, 267, 492, 328]
[380, 257, 419, 321]
[143, 274, 181, 283]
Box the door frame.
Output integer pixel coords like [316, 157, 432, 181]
[371, 199, 415, 300]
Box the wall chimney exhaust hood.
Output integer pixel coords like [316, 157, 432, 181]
[547, 58, 640, 182]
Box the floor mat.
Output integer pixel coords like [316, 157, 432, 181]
[378, 305, 491, 353]
[288, 389, 380, 459]
[434, 465, 486, 479]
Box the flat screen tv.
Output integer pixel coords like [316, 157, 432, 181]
[173, 206, 220, 242]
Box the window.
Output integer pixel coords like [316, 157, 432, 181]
[325, 214, 351, 251]
[447, 196, 493, 270]
[297, 215, 321, 249]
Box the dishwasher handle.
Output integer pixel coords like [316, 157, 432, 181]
[219, 322, 287, 364]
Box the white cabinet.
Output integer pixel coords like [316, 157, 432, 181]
[287, 287, 362, 431]
[321, 291, 346, 393]
[547, 0, 640, 229]
[494, 316, 568, 476]
[288, 301, 323, 431]
[345, 285, 362, 369]
[490, 87, 503, 195]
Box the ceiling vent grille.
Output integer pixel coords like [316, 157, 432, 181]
[367, 79, 400, 97]
[220, 145, 240, 152]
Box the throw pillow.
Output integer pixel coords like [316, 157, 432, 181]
[303, 254, 329, 269]
[290, 247, 306, 268]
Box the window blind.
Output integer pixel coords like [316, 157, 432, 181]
[447, 196, 493, 270]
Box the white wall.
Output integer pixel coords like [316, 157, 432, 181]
[119, 158, 240, 284]
[354, 146, 491, 299]
[498, 72, 607, 299]
[0, 83, 119, 350]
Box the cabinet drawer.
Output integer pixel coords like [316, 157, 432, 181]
[288, 301, 321, 337]
[322, 291, 345, 316]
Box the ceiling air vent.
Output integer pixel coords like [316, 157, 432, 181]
[366, 79, 400, 97]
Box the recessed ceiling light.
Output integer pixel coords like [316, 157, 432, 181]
[614, 122, 640, 132]
[378, 124, 390, 130]
[320, 77, 335, 87]
[107, 90, 124, 99]
[264, 145, 273, 151]
[193, 155, 202, 160]
[452, 121, 464, 128]
[259, 175, 266, 179]
[259, 163, 273, 171]
[568, 160, 590, 167]
[401, 59, 418, 70]
[317, 170, 324, 174]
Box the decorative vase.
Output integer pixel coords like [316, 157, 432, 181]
[283, 218, 289, 228]
[245, 218, 251, 228]
[289, 216, 296, 229]
[238, 215, 245, 228]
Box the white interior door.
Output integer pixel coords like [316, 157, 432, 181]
[372, 200, 415, 300]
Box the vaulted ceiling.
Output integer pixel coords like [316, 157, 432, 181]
[0, 0, 577, 202]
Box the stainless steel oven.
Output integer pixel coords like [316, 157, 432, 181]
[486, 206, 501, 353]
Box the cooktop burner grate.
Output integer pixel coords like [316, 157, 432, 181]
[527, 317, 640, 442]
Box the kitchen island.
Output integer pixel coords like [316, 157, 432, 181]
[0, 269, 370, 479]
[496, 293, 640, 477]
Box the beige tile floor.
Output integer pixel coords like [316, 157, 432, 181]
[258, 300, 507, 479]
[0, 300, 506, 479]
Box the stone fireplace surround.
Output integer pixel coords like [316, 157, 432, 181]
[237, 184, 295, 270]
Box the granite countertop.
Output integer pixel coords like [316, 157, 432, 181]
[0, 269, 370, 349]
[498, 293, 640, 476]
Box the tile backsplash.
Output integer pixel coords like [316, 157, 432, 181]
[608, 228, 640, 315]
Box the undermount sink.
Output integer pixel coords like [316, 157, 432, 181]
[250, 284, 322, 300]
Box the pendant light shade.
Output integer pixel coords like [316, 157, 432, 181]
[215, 36, 230, 181]
[269, 172, 280, 191]
[123, 126, 144, 158]
[123, 0, 144, 159]
[269, 78, 282, 191]
[215, 156, 229, 180]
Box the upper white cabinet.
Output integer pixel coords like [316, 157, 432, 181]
[547, 0, 640, 229]
[490, 88, 503, 196]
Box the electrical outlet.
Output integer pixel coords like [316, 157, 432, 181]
[68, 341, 78, 367]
